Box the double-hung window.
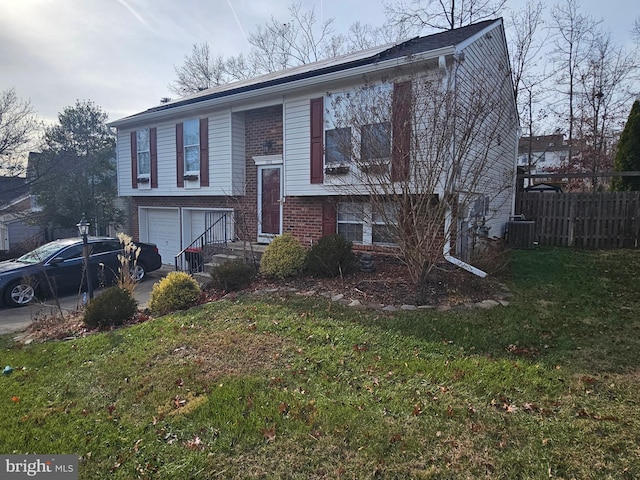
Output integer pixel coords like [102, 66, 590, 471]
[326, 127, 351, 165]
[324, 93, 351, 167]
[361, 122, 391, 162]
[337, 203, 364, 242]
[136, 129, 150, 181]
[337, 202, 398, 245]
[371, 203, 398, 244]
[183, 119, 200, 176]
[324, 83, 392, 170]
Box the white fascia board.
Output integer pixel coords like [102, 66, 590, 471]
[110, 46, 456, 130]
[454, 19, 503, 53]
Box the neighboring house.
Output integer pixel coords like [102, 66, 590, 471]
[518, 134, 570, 187]
[0, 177, 42, 252]
[109, 19, 518, 266]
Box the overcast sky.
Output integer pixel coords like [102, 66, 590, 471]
[1, 0, 637, 126]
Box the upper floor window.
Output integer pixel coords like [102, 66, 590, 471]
[326, 127, 351, 165]
[183, 119, 200, 174]
[136, 129, 150, 178]
[325, 84, 393, 168]
[361, 122, 391, 162]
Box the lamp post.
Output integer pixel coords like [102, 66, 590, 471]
[77, 215, 93, 301]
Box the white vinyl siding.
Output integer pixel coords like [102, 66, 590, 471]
[453, 22, 517, 237]
[283, 96, 330, 196]
[117, 111, 235, 196]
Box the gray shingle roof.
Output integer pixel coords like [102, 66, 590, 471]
[114, 19, 498, 124]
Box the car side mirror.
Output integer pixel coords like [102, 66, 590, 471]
[48, 257, 64, 265]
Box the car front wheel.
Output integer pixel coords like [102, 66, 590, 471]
[4, 280, 37, 307]
[130, 263, 147, 282]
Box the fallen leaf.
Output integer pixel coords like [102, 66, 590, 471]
[11, 396, 20, 403]
[185, 435, 205, 450]
[262, 425, 276, 442]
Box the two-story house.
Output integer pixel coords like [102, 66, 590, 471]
[109, 19, 518, 267]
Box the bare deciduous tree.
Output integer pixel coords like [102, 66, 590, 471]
[507, 1, 548, 176]
[571, 31, 637, 190]
[385, 0, 506, 32]
[170, 3, 410, 96]
[633, 15, 640, 42]
[170, 3, 344, 95]
[0, 88, 41, 176]
[325, 59, 514, 297]
[168, 43, 236, 96]
[549, 0, 601, 161]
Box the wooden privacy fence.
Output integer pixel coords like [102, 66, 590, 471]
[515, 192, 640, 248]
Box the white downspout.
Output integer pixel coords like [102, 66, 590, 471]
[443, 204, 487, 278]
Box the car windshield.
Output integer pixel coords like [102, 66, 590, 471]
[16, 241, 73, 264]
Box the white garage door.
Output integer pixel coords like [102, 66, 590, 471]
[144, 209, 181, 265]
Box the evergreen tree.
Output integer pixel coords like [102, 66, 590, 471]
[31, 100, 122, 233]
[613, 100, 640, 191]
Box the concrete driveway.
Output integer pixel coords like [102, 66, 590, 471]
[0, 265, 175, 336]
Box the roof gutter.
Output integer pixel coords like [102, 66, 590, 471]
[108, 46, 456, 129]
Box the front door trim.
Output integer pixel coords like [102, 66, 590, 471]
[257, 164, 283, 243]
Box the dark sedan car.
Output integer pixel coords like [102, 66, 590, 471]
[0, 237, 162, 307]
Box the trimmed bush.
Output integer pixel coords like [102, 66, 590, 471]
[306, 234, 356, 277]
[83, 286, 137, 329]
[259, 233, 307, 279]
[148, 271, 201, 316]
[210, 258, 257, 292]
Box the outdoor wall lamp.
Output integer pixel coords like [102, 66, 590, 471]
[76, 214, 93, 301]
[262, 139, 273, 155]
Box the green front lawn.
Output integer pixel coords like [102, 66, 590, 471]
[1, 248, 639, 478]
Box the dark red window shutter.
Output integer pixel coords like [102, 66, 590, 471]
[176, 123, 184, 187]
[310, 97, 324, 184]
[150, 127, 158, 188]
[322, 202, 336, 236]
[199, 118, 209, 187]
[392, 81, 412, 182]
[130, 131, 138, 189]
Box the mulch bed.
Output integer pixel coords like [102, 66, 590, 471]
[243, 254, 504, 307]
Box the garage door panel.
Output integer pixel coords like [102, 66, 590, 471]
[145, 209, 180, 265]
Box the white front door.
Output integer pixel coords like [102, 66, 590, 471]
[257, 165, 282, 243]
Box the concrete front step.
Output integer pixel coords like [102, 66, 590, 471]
[203, 254, 239, 274]
[201, 242, 269, 274]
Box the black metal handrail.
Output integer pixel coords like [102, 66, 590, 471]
[174, 214, 230, 273]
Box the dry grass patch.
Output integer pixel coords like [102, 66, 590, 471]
[161, 328, 293, 382]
